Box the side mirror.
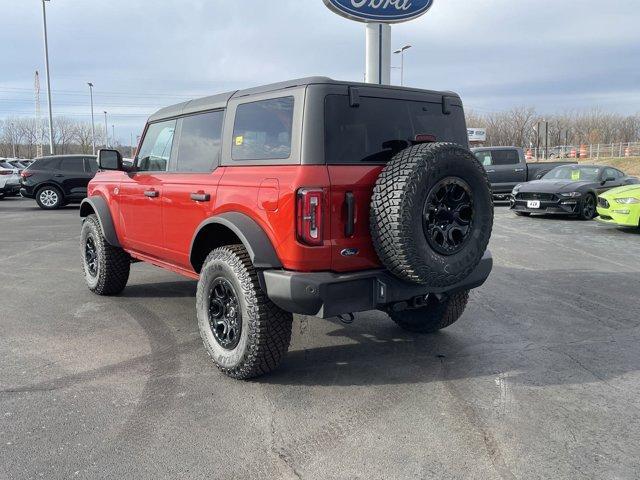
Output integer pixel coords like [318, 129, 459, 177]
[97, 149, 123, 171]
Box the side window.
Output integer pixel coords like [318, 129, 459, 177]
[84, 157, 98, 173]
[232, 97, 294, 161]
[491, 150, 520, 165]
[137, 120, 177, 172]
[475, 151, 492, 166]
[604, 168, 623, 180]
[175, 110, 224, 173]
[59, 157, 85, 173]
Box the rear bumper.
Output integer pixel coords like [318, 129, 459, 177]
[19, 187, 34, 199]
[262, 251, 493, 318]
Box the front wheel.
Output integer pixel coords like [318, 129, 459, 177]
[387, 290, 469, 333]
[196, 245, 293, 379]
[81, 214, 131, 295]
[579, 193, 596, 220]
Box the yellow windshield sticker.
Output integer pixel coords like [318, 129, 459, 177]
[235, 135, 244, 146]
[571, 170, 581, 180]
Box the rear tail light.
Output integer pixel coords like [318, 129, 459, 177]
[296, 188, 325, 246]
[0, 170, 12, 176]
[20, 171, 33, 179]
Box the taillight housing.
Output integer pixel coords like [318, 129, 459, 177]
[296, 188, 324, 246]
[0, 170, 11, 176]
[20, 171, 33, 179]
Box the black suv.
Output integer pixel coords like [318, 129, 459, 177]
[20, 155, 98, 209]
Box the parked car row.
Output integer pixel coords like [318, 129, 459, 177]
[471, 146, 576, 200]
[472, 147, 639, 228]
[0, 158, 25, 199]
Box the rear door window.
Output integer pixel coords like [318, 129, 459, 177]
[59, 157, 85, 173]
[232, 97, 294, 161]
[137, 120, 177, 172]
[324, 95, 468, 164]
[84, 157, 98, 173]
[175, 110, 224, 172]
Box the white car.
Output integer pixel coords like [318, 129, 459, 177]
[0, 160, 22, 199]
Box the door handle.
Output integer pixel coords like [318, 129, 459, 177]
[144, 190, 159, 198]
[345, 192, 355, 237]
[486, 169, 496, 173]
[514, 168, 525, 172]
[54, 173, 64, 177]
[190, 192, 210, 202]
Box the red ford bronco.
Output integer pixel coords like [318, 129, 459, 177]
[80, 77, 493, 379]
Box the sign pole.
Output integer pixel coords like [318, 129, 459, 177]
[365, 23, 391, 85]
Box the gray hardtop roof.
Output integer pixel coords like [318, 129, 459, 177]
[148, 76, 461, 123]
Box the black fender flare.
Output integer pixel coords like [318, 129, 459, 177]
[190, 212, 282, 271]
[79, 196, 122, 248]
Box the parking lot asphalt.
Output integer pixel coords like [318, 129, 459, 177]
[1, 196, 640, 480]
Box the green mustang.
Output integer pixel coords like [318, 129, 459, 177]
[597, 185, 640, 228]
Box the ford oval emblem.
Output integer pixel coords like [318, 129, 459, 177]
[323, 0, 434, 24]
[341, 248, 360, 257]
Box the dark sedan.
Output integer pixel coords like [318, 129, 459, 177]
[510, 165, 639, 219]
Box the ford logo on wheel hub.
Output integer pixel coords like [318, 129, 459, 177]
[323, 0, 434, 23]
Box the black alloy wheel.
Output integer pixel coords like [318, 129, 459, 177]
[581, 194, 596, 220]
[85, 236, 98, 277]
[208, 278, 242, 350]
[423, 177, 474, 256]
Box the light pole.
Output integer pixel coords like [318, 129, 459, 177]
[88, 82, 96, 154]
[393, 44, 412, 86]
[103, 111, 109, 148]
[41, 0, 54, 154]
[112, 125, 115, 146]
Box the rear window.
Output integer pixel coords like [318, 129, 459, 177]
[324, 95, 468, 164]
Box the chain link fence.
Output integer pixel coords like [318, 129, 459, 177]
[526, 142, 640, 160]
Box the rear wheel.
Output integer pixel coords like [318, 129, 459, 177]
[36, 186, 63, 210]
[81, 214, 130, 295]
[388, 291, 469, 333]
[196, 245, 293, 379]
[579, 193, 596, 220]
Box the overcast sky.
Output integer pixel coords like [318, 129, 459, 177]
[1, 0, 638, 144]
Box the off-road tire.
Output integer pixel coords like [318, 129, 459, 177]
[579, 193, 597, 220]
[370, 142, 493, 287]
[80, 214, 130, 295]
[514, 211, 531, 217]
[388, 290, 469, 333]
[36, 185, 64, 210]
[196, 245, 293, 380]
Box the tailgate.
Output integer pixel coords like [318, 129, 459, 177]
[327, 165, 384, 272]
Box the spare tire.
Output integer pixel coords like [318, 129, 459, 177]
[370, 142, 493, 287]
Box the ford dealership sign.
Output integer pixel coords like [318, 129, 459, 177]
[323, 0, 434, 23]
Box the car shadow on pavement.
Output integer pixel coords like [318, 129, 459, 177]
[260, 267, 640, 388]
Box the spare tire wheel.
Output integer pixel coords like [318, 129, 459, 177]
[370, 142, 493, 287]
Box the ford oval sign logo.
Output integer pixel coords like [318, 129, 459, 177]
[323, 0, 434, 24]
[340, 248, 360, 257]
